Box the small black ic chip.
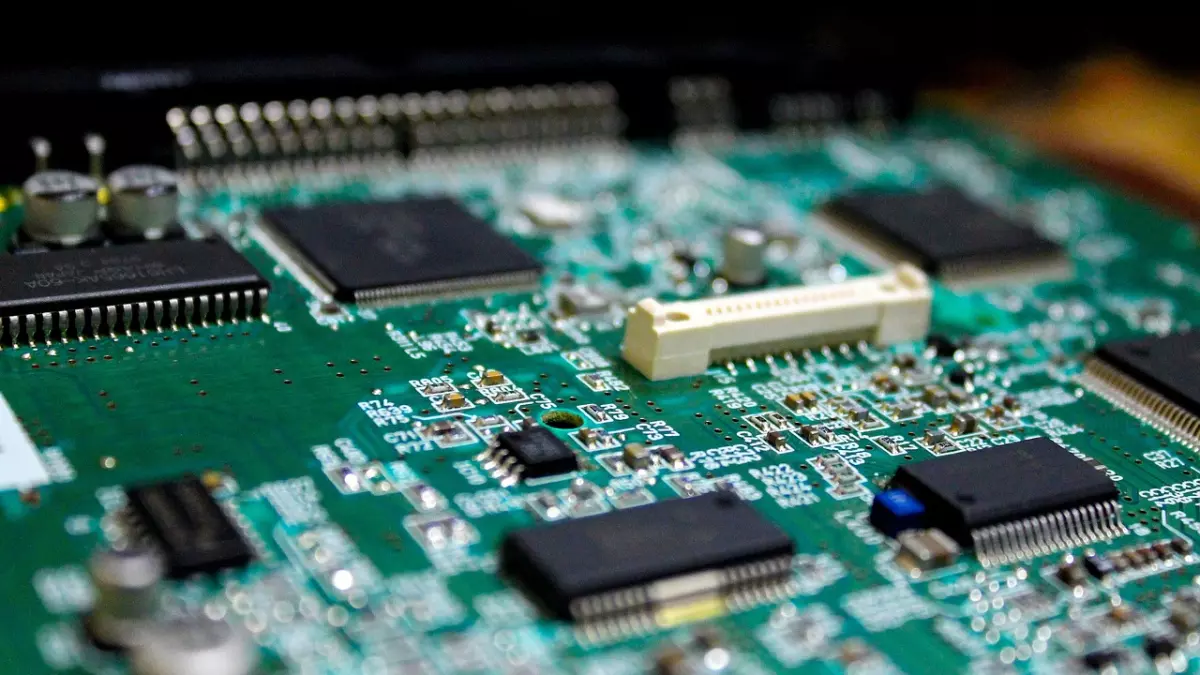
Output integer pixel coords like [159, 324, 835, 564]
[501, 492, 795, 621]
[1086, 331, 1200, 447]
[888, 438, 1122, 564]
[488, 426, 578, 481]
[0, 239, 268, 346]
[818, 187, 1069, 288]
[125, 475, 254, 578]
[260, 197, 544, 305]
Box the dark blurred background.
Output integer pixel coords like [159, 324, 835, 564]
[3, 21, 1197, 215]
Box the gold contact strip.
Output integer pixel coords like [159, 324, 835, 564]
[575, 577, 796, 644]
[353, 270, 541, 308]
[972, 500, 1126, 566]
[938, 256, 1073, 291]
[1081, 357, 1200, 449]
[570, 556, 795, 642]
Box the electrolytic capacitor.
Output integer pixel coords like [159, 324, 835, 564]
[86, 547, 165, 649]
[21, 170, 101, 246]
[129, 616, 259, 675]
[106, 165, 180, 239]
[720, 226, 768, 287]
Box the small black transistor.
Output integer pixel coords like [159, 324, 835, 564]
[125, 475, 254, 578]
[487, 426, 579, 481]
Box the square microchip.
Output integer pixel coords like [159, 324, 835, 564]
[889, 438, 1122, 564]
[818, 187, 1069, 288]
[500, 492, 795, 621]
[125, 475, 254, 578]
[260, 197, 544, 305]
[489, 426, 578, 481]
[1086, 331, 1200, 446]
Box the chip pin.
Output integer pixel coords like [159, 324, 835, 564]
[31, 136, 51, 172]
[193, 296, 207, 326]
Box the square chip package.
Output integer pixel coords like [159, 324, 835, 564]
[260, 197, 544, 305]
[816, 187, 1070, 289]
[1085, 331, 1200, 447]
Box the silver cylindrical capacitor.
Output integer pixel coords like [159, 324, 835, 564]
[21, 170, 102, 246]
[130, 617, 259, 675]
[87, 547, 165, 649]
[721, 226, 768, 287]
[106, 165, 180, 239]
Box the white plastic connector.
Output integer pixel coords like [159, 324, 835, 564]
[0, 392, 50, 491]
[621, 264, 932, 380]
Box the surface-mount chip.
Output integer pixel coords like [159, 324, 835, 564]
[881, 437, 1123, 565]
[481, 426, 578, 484]
[125, 475, 254, 578]
[0, 238, 268, 345]
[500, 491, 795, 623]
[1084, 331, 1200, 446]
[817, 187, 1070, 288]
[259, 197, 544, 305]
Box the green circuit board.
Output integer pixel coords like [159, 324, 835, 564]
[5, 108, 1200, 675]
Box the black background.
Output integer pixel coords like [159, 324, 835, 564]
[0, 20, 1191, 183]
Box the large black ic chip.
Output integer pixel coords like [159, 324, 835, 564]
[125, 475, 254, 578]
[501, 492, 795, 621]
[492, 426, 578, 480]
[819, 187, 1069, 287]
[0, 239, 268, 345]
[889, 438, 1121, 557]
[260, 197, 544, 305]
[1093, 331, 1200, 417]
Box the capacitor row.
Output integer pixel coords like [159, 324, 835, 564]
[18, 137, 180, 247]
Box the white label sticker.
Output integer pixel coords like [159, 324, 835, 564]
[0, 393, 50, 491]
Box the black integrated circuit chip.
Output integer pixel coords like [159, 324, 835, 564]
[818, 187, 1069, 287]
[1092, 331, 1200, 417]
[486, 426, 578, 481]
[888, 438, 1123, 564]
[0, 238, 268, 345]
[501, 492, 795, 622]
[125, 475, 254, 578]
[260, 197, 544, 305]
[1085, 331, 1200, 446]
